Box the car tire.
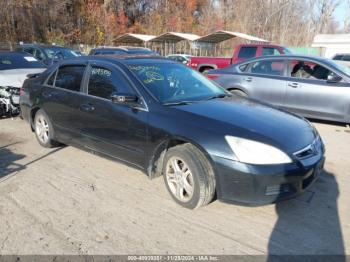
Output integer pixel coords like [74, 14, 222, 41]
[229, 89, 247, 97]
[199, 67, 214, 74]
[34, 109, 59, 148]
[162, 143, 216, 209]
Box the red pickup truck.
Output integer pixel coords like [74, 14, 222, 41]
[189, 44, 292, 72]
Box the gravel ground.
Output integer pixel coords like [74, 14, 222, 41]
[0, 117, 349, 255]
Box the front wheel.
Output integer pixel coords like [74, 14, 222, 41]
[34, 109, 59, 148]
[163, 144, 216, 209]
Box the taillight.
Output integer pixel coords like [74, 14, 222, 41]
[20, 81, 26, 96]
[206, 74, 219, 80]
[19, 87, 25, 96]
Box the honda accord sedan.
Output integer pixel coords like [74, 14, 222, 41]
[207, 55, 350, 124]
[20, 56, 325, 209]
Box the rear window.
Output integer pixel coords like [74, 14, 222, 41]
[90, 49, 127, 55]
[128, 49, 156, 55]
[250, 60, 285, 76]
[238, 47, 257, 59]
[43, 47, 80, 59]
[0, 53, 45, 70]
[55, 65, 85, 92]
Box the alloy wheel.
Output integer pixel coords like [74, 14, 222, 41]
[35, 115, 50, 144]
[165, 157, 194, 202]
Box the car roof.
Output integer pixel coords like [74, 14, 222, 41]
[167, 54, 192, 56]
[237, 54, 333, 65]
[0, 51, 35, 57]
[91, 46, 151, 51]
[59, 55, 173, 66]
[237, 43, 285, 47]
[18, 44, 67, 49]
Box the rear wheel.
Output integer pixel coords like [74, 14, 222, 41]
[163, 143, 215, 209]
[229, 89, 247, 97]
[199, 66, 214, 74]
[34, 109, 59, 148]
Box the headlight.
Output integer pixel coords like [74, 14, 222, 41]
[225, 136, 292, 165]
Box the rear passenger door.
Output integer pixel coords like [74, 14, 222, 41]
[241, 58, 287, 106]
[78, 61, 148, 167]
[41, 63, 88, 143]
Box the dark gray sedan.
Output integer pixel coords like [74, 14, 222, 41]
[207, 55, 350, 124]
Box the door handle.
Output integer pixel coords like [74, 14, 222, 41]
[245, 77, 253, 82]
[79, 103, 95, 112]
[288, 82, 299, 88]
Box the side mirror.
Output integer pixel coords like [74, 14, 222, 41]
[327, 73, 342, 83]
[111, 94, 138, 105]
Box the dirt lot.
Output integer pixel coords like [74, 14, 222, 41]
[0, 117, 349, 255]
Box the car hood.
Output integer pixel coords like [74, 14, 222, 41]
[0, 68, 46, 88]
[171, 96, 316, 153]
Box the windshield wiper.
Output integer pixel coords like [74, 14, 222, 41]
[205, 93, 231, 100]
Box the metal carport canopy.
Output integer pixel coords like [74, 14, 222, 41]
[150, 32, 200, 43]
[114, 33, 156, 43]
[196, 30, 269, 43]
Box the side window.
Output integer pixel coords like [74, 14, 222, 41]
[262, 48, 280, 56]
[55, 65, 85, 91]
[289, 60, 331, 80]
[177, 57, 185, 62]
[36, 49, 46, 61]
[24, 47, 35, 56]
[250, 60, 285, 76]
[87, 66, 133, 99]
[112, 50, 127, 55]
[238, 47, 257, 59]
[239, 63, 249, 72]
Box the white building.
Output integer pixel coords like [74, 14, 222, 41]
[312, 34, 350, 58]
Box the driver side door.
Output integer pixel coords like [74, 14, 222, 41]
[78, 61, 148, 168]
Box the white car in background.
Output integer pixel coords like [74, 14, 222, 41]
[166, 54, 193, 66]
[0, 52, 46, 117]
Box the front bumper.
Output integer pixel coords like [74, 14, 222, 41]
[212, 152, 325, 206]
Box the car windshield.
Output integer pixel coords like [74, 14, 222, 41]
[43, 47, 80, 59]
[128, 49, 157, 55]
[328, 59, 350, 77]
[0, 53, 45, 70]
[128, 62, 227, 104]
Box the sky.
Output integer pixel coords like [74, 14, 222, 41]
[334, 0, 349, 24]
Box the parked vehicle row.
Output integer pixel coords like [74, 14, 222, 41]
[207, 54, 350, 124]
[20, 56, 324, 209]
